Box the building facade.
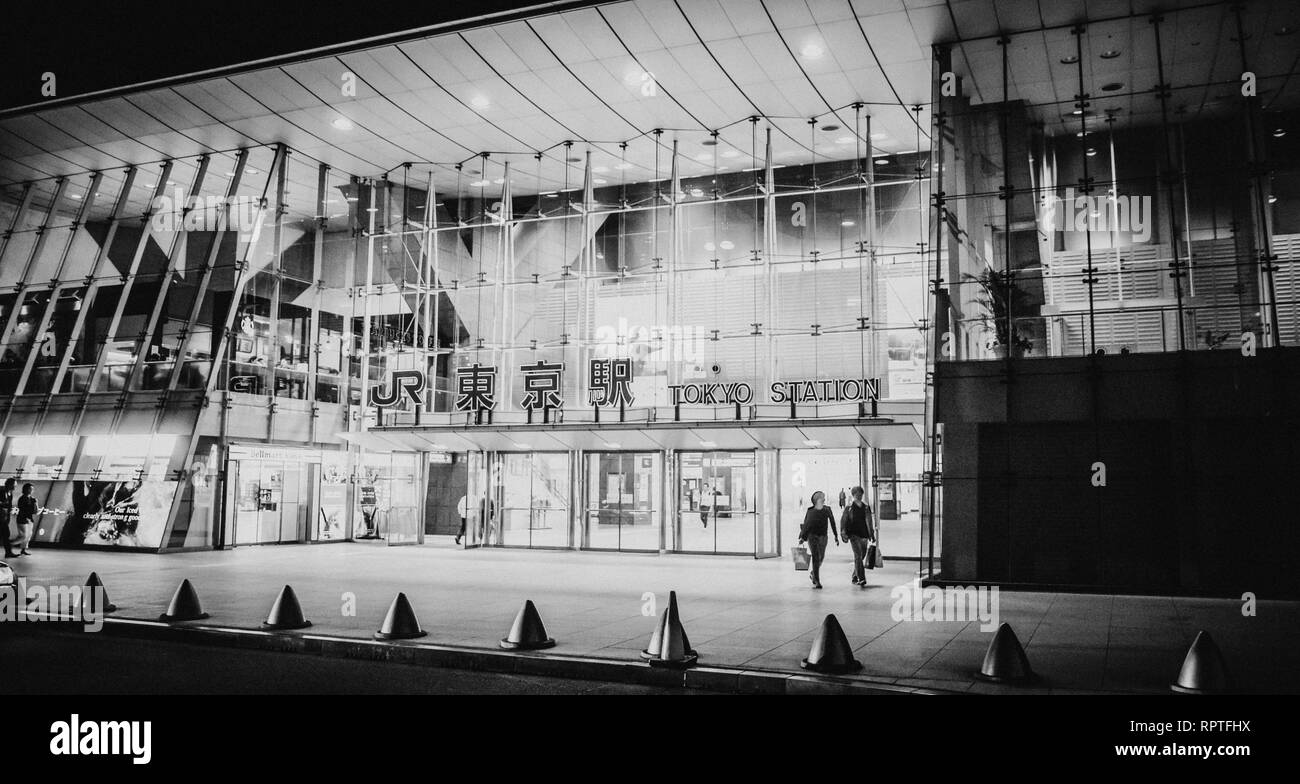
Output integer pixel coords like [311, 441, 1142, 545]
[0, 0, 1296, 593]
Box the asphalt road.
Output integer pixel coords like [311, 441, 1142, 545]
[1, 626, 710, 695]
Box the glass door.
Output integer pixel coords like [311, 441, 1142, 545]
[583, 452, 661, 552]
[676, 451, 756, 554]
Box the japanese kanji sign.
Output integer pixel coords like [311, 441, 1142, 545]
[455, 363, 498, 412]
[588, 357, 634, 407]
[519, 360, 564, 411]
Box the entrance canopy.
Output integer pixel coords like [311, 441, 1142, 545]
[344, 418, 922, 454]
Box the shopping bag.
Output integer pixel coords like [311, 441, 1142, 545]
[867, 542, 884, 569]
[790, 545, 811, 571]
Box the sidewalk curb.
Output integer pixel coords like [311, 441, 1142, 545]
[66, 616, 949, 695]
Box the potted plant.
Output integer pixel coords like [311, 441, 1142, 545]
[962, 268, 1034, 358]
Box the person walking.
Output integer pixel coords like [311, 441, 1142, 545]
[797, 490, 838, 589]
[841, 485, 877, 587]
[14, 482, 37, 556]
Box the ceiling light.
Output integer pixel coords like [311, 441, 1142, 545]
[493, 178, 505, 184]
[331, 117, 354, 130]
[874, 157, 889, 165]
[1269, 195, 1278, 204]
[690, 188, 704, 197]
[702, 138, 718, 146]
[541, 191, 558, 197]
[870, 132, 887, 140]
[593, 178, 607, 184]
[593, 165, 609, 173]
[1086, 147, 1098, 156]
[835, 135, 854, 144]
[1060, 54, 1079, 64]
[471, 95, 491, 109]
[699, 440, 718, 448]
[803, 439, 821, 447]
[604, 442, 621, 449]
[841, 219, 855, 227]
[70, 193, 82, 199]
[720, 240, 735, 250]
[470, 180, 489, 187]
[721, 149, 740, 158]
[512, 441, 529, 449]
[800, 43, 824, 59]
[1099, 49, 1122, 59]
[247, 168, 259, 175]
[1274, 128, 1287, 138]
[566, 156, 582, 163]
[615, 163, 632, 170]
[1101, 82, 1124, 92]
[821, 124, 840, 132]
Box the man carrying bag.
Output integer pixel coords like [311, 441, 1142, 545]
[840, 486, 877, 586]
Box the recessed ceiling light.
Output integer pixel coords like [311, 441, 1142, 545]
[247, 168, 259, 175]
[1100, 49, 1122, 59]
[699, 440, 718, 448]
[834, 136, 854, 145]
[874, 157, 889, 165]
[512, 441, 529, 449]
[1269, 194, 1278, 203]
[841, 219, 855, 227]
[800, 43, 824, 59]
[593, 178, 607, 184]
[331, 117, 354, 130]
[604, 442, 621, 449]
[1060, 54, 1079, 64]
[719, 240, 735, 250]
[471, 95, 491, 108]
[821, 124, 840, 132]
[1274, 128, 1287, 137]
[803, 439, 821, 447]
[70, 193, 82, 199]
[470, 180, 489, 187]
[1086, 147, 1098, 157]
[689, 188, 704, 197]
[702, 138, 718, 146]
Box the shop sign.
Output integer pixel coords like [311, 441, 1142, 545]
[668, 382, 753, 405]
[769, 378, 880, 404]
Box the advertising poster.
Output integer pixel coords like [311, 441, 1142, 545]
[32, 479, 176, 548]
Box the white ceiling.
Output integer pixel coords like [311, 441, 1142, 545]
[0, 0, 1295, 215]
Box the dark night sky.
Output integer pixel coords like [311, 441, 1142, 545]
[0, 2, 573, 112]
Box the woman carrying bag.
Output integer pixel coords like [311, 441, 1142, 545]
[841, 486, 876, 586]
[797, 491, 839, 589]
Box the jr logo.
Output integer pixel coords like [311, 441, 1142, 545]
[370, 370, 426, 408]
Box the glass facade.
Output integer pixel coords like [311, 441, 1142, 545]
[925, 6, 1300, 591]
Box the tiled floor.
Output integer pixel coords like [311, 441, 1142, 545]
[6, 542, 1297, 694]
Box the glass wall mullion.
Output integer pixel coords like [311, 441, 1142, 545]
[267, 148, 288, 438]
[0, 182, 35, 271]
[84, 161, 175, 393]
[164, 148, 250, 391]
[125, 155, 210, 390]
[308, 163, 327, 440]
[40, 167, 138, 398]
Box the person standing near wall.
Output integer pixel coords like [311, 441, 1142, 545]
[14, 483, 37, 556]
[1, 478, 16, 558]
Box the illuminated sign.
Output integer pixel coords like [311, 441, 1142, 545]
[370, 369, 425, 408]
[769, 378, 880, 404]
[668, 382, 753, 405]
